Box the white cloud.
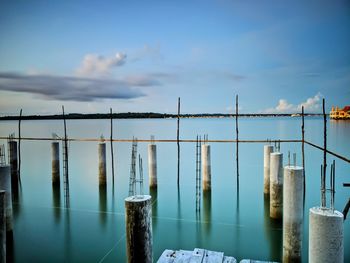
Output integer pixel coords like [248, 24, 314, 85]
[76, 52, 127, 76]
[264, 93, 323, 113]
[297, 92, 322, 112]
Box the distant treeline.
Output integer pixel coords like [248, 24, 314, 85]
[0, 112, 325, 121]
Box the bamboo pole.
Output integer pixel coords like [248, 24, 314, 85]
[177, 97, 180, 186]
[235, 95, 239, 188]
[322, 98, 327, 207]
[301, 106, 305, 196]
[110, 108, 115, 186]
[18, 109, 22, 182]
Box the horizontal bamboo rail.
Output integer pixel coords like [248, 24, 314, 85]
[1, 136, 349, 164]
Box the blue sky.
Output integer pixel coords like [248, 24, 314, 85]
[0, 0, 349, 115]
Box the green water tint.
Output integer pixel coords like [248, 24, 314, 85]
[0, 118, 349, 262]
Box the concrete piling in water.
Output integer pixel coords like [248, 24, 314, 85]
[98, 143, 106, 185]
[51, 142, 60, 185]
[283, 165, 304, 262]
[0, 190, 5, 263]
[0, 165, 13, 232]
[309, 207, 343, 263]
[125, 195, 152, 263]
[269, 152, 283, 219]
[201, 144, 211, 191]
[263, 145, 274, 194]
[148, 144, 157, 188]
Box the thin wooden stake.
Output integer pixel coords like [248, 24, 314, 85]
[18, 109, 22, 182]
[235, 95, 239, 188]
[110, 108, 115, 186]
[301, 106, 305, 196]
[322, 98, 327, 207]
[177, 97, 180, 186]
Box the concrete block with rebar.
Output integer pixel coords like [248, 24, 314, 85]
[270, 152, 283, 219]
[263, 145, 274, 194]
[148, 144, 157, 188]
[51, 142, 60, 185]
[0, 165, 13, 232]
[309, 207, 343, 263]
[283, 165, 304, 262]
[98, 143, 106, 185]
[201, 144, 211, 191]
[125, 195, 152, 263]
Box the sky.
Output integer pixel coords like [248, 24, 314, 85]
[0, 0, 349, 115]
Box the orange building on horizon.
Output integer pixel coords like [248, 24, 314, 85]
[330, 105, 350, 119]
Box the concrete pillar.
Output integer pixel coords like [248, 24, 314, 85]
[0, 166, 13, 232]
[8, 141, 18, 188]
[269, 152, 283, 219]
[98, 143, 106, 185]
[283, 165, 304, 262]
[148, 144, 157, 188]
[201, 144, 211, 191]
[51, 142, 60, 185]
[0, 190, 5, 263]
[309, 207, 343, 263]
[125, 195, 152, 263]
[263, 145, 274, 194]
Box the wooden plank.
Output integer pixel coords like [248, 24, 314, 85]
[223, 256, 237, 263]
[190, 248, 205, 263]
[157, 249, 176, 263]
[202, 250, 224, 263]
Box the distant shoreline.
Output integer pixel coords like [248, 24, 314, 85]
[0, 112, 326, 121]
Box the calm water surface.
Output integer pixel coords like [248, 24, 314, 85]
[0, 117, 349, 262]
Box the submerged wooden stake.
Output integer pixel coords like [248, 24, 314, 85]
[322, 98, 327, 207]
[301, 106, 305, 197]
[235, 95, 239, 189]
[177, 97, 180, 186]
[18, 109, 22, 182]
[110, 108, 115, 186]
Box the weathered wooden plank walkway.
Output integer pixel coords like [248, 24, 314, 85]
[157, 248, 279, 263]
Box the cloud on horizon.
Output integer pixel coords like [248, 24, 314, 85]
[76, 52, 127, 76]
[0, 72, 161, 102]
[263, 92, 323, 113]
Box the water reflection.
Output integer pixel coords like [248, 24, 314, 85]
[64, 209, 71, 261]
[6, 232, 14, 263]
[52, 184, 61, 223]
[12, 182, 22, 220]
[202, 191, 212, 236]
[150, 187, 158, 230]
[263, 195, 282, 261]
[99, 184, 107, 227]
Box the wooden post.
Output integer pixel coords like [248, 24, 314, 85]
[322, 98, 327, 207]
[177, 97, 180, 186]
[18, 109, 22, 182]
[301, 106, 305, 196]
[235, 95, 239, 188]
[110, 108, 115, 186]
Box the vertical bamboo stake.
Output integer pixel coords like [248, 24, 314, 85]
[110, 108, 115, 186]
[322, 98, 327, 207]
[301, 106, 305, 195]
[235, 95, 239, 188]
[177, 97, 180, 186]
[18, 108, 22, 181]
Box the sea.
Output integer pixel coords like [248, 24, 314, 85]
[0, 117, 349, 262]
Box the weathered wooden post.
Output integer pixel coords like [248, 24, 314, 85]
[98, 142, 107, 185]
